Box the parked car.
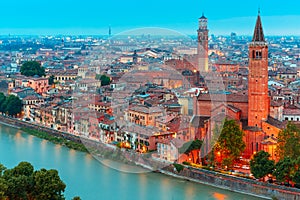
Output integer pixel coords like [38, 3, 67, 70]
[241, 165, 250, 170]
[233, 164, 241, 168]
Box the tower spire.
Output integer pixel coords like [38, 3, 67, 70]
[109, 25, 111, 37]
[252, 12, 265, 42]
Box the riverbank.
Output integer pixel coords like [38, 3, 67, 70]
[1, 116, 299, 200]
[20, 127, 88, 152]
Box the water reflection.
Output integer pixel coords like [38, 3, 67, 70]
[0, 124, 262, 200]
[137, 173, 147, 200]
[213, 192, 227, 200]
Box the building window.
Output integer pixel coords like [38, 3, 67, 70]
[256, 142, 259, 151]
[285, 117, 288, 120]
[256, 51, 262, 59]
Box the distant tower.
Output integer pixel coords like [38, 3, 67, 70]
[197, 13, 209, 72]
[109, 26, 112, 38]
[248, 11, 270, 128]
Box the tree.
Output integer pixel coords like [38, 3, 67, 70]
[0, 93, 7, 113]
[0, 164, 7, 199]
[3, 162, 34, 200]
[250, 151, 275, 179]
[0, 161, 69, 200]
[293, 169, 300, 188]
[180, 139, 202, 163]
[96, 74, 111, 86]
[32, 168, 66, 200]
[4, 95, 22, 116]
[273, 157, 295, 183]
[276, 122, 300, 161]
[48, 75, 55, 85]
[0, 177, 8, 199]
[213, 119, 245, 168]
[20, 61, 45, 77]
[72, 197, 81, 200]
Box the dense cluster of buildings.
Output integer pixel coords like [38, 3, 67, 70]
[0, 11, 299, 165]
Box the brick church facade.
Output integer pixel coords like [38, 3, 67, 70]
[192, 12, 283, 160]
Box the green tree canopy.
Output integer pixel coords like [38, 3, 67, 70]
[250, 151, 275, 179]
[20, 61, 45, 77]
[0, 161, 68, 200]
[32, 168, 66, 200]
[276, 122, 300, 161]
[4, 95, 22, 116]
[293, 169, 300, 188]
[0, 93, 7, 113]
[95, 74, 111, 86]
[273, 157, 295, 183]
[213, 118, 246, 167]
[48, 75, 55, 85]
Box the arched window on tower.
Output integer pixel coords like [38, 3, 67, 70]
[255, 51, 262, 59]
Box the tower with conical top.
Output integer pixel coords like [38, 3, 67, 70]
[248, 10, 270, 128]
[197, 13, 209, 72]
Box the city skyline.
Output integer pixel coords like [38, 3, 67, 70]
[1, 0, 300, 36]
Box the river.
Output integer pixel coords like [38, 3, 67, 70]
[0, 124, 262, 200]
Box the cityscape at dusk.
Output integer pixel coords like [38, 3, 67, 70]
[0, 1, 299, 200]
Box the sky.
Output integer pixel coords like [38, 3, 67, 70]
[1, 0, 300, 36]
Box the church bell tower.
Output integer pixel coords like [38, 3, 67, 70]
[248, 11, 270, 128]
[197, 13, 209, 72]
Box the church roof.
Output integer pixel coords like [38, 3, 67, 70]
[261, 136, 277, 145]
[190, 116, 210, 128]
[197, 93, 248, 103]
[265, 116, 286, 129]
[252, 13, 265, 42]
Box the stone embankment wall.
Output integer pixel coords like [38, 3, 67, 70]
[162, 165, 300, 200]
[0, 115, 83, 143]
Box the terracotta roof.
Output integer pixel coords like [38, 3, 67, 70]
[129, 105, 163, 114]
[227, 104, 241, 113]
[121, 124, 160, 137]
[283, 108, 300, 116]
[270, 100, 283, 107]
[23, 95, 41, 100]
[197, 93, 248, 103]
[190, 116, 210, 128]
[266, 116, 286, 129]
[261, 136, 277, 145]
[170, 138, 185, 149]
